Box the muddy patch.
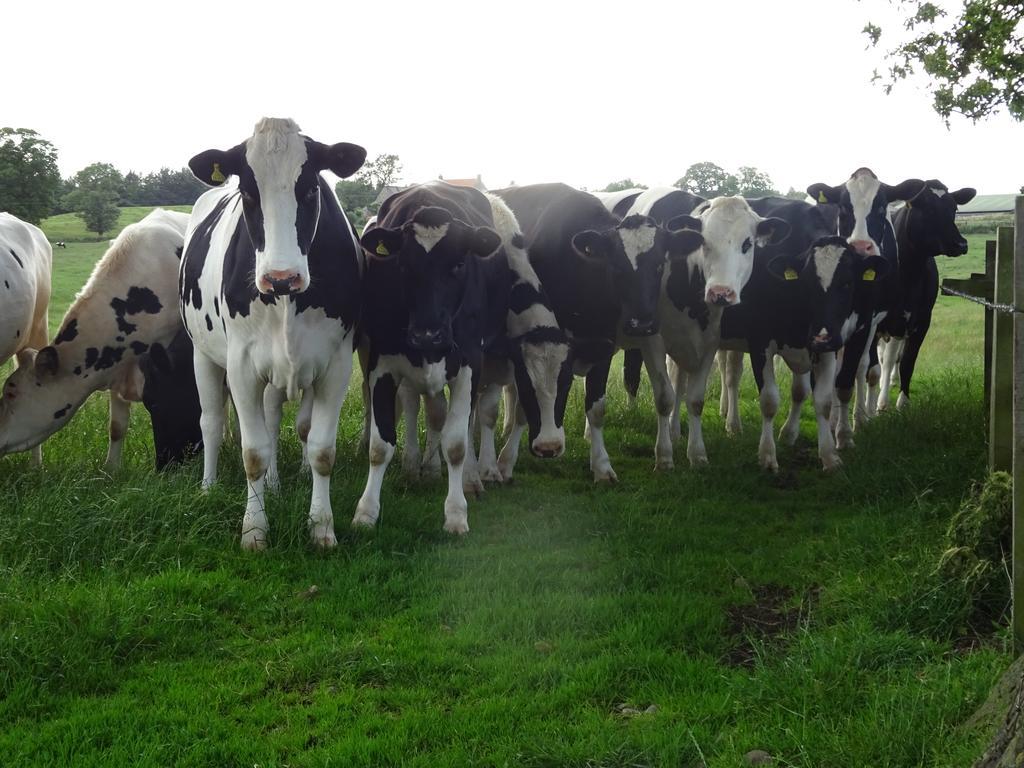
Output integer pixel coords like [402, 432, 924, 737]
[723, 583, 820, 667]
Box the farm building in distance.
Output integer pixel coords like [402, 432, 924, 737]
[956, 193, 1017, 216]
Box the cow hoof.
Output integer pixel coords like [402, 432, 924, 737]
[821, 454, 844, 472]
[759, 456, 779, 473]
[479, 463, 503, 483]
[443, 518, 470, 535]
[497, 462, 515, 483]
[310, 527, 337, 549]
[655, 458, 674, 472]
[463, 479, 485, 497]
[778, 425, 799, 446]
[240, 529, 268, 551]
[593, 466, 618, 484]
[896, 393, 909, 410]
[687, 454, 708, 469]
[836, 434, 855, 450]
[352, 504, 379, 529]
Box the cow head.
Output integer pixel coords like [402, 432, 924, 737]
[189, 117, 366, 296]
[0, 346, 95, 455]
[903, 181, 976, 258]
[669, 197, 789, 307]
[571, 214, 704, 336]
[361, 206, 501, 352]
[767, 236, 890, 352]
[807, 168, 925, 256]
[139, 332, 203, 471]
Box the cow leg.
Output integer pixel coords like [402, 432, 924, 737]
[682, 347, 719, 468]
[834, 325, 869, 450]
[354, 370, 398, 529]
[103, 392, 131, 471]
[397, 381, 422, 479]
[497, 396, 526, 483]
[755, 349, 779, 472]
[296, 387, 313, 475]
[585, 356, 616, 483]
[422, 391, 446, 479]
[717, 351, 728, 418]
[195, 353, 226, 490]
[640, 339, 675, 470]
[502, 384, 516, 438]
[877, 336, 900, 411]
[898, 311, 931, 409]
[667, 355, 685, 445]
[357, 344, 371, 453]
[226, 368, 272, 551]
[304, 352, 352, 549]
[853, 348, 870, 431]
[462, 406, 483, 497]
[722, 349, 744, 435]
[865, 335, 881, 418]
[441, 366, 473, 534]
[262, 385, 286, 492]
[779, 370, 809, 446]
[476, 382, 504, 483]
[812, 352, 841, 471]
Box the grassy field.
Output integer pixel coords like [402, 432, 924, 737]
[0, 216, 1011, 766]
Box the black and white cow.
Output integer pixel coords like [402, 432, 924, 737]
[872, 181, 976, 410]
[495, 183, 700, 482]
[0, 212, 52, 465]
[592, 188, 647, 219]
[718, 197, 889, 470]
[619, 189, 788, 468]
[806, 169, 925, 447]
[180, 118, 365, 550]
[0, 209, 189, 469]
[355, 182, 509, 534]
[139, 328, 203, 470]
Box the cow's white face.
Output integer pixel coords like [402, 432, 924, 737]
[681, 197, 790, 307]
[188, 118, 366, 297]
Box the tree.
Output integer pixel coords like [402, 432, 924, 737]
[783, 187, 809, 200]
[358, 153, 402, 190]
[735, 166, 778, 196]
[674, 162, 739, 198]
[64, 163, 123, 239]
[602, 179, 648, 192]
[0, 128, 61, 224]
[864, 0, 1024, 122]
[335, 178, 378, 214]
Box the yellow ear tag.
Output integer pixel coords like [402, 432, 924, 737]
[210, 163, 226, 183]
[817, 191, 828, 203]
[862, 268, 876, 282]
[375, 241, 389, 256]
[784, 268, 798, 281]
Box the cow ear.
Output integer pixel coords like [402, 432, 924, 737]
[34, 346, 60, 377]
[806, 183, 842, 204]
[146, 343, 173, 375]
[858, 255, 890, 283]
[766, 254, 802, 282]
[359, 226, 403, 259]
[667, 229, 704, 259]
[311, 141, 367, 179]
[882, 178, 926, 202]
[571, 230, 610, 262]
[952, 187, 977, 205]
[756, 217, 791, 247]
[467, 226, 501, 258]
[15, 348, 37, 371]
[188, 145, 243, 187]
[666, 214, 702, 233]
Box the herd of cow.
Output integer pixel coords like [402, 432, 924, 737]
[0, 118, 977, 549]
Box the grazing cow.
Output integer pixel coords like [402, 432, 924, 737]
[717, 198, 889, 470]
[871, 181, 976, 410]
[806, 169, 925, 447]
[495, 183, 700, 482]
[621, 189, 788, 468]
[139, 328, 203, 469]
[0, 213, 51, 464]
[180, 118, 365, 550]
[0, 210, 186, 468]
[55, 241, 67, 249]
[355, 182, 508, 534]
[592, 188, 646, 218]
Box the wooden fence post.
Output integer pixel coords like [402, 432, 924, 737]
[1013, 198, 1024, 654]
[985, 240, 996, 418]
[991, 227, 1015, 472]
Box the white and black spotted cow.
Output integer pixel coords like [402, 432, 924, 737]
[592, 188, 647, 219]
[495, 183, 699, 482]
[717, 197, 891, 470]
[0, 213, 52, 464]
[619, 189, 789, 468]
[0, 210, 191, 468]
[355, 182, 509, 534]
[870, 181, 976, 411]
[806, 169, 924, 448]
[180, 118, 365, 550]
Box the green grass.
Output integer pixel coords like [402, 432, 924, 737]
[0, 226, 1010, 766]
[40, 205, 192, 244]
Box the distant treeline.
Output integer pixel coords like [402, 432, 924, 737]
[51, 167, 207, 214]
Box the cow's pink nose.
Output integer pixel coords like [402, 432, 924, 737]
[705, 286, 737, 306]
[850, 240, 876, 256]
[259, 270, 304, 295]
[531, 438, 565, 458]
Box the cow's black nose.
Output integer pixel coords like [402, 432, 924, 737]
[622, 318, 657, 337]
[408, 329, 445, 350]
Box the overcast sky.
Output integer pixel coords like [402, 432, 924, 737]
[6, 0, 1021, 195]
